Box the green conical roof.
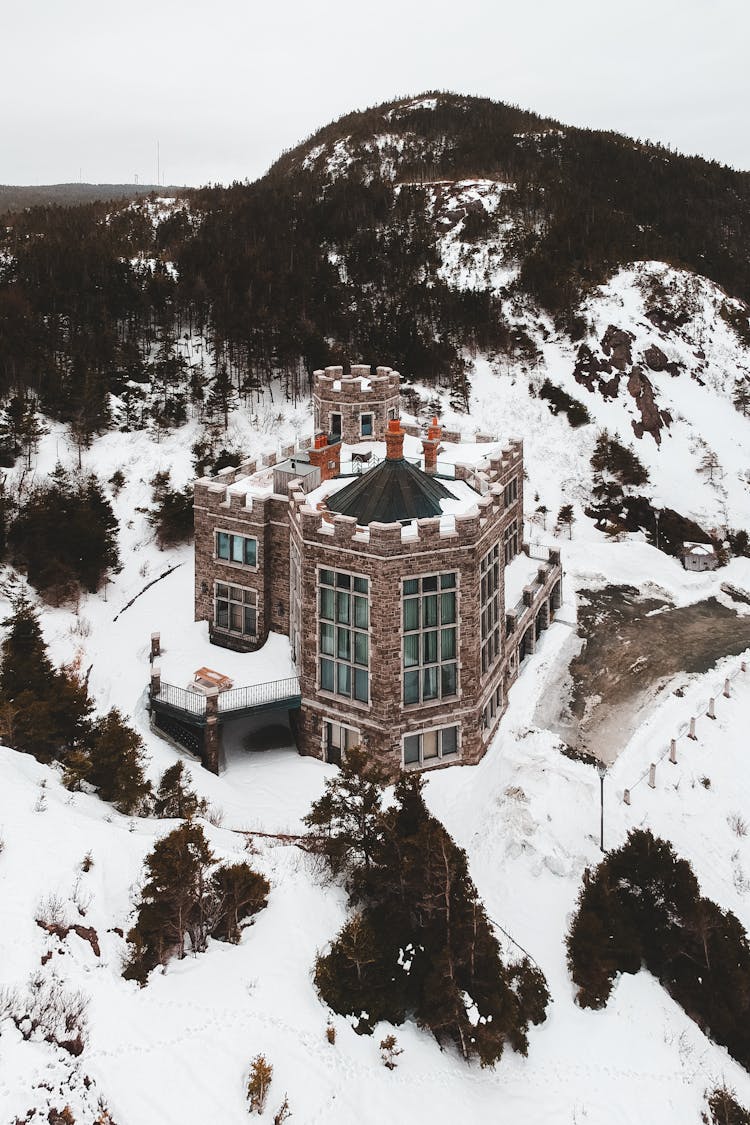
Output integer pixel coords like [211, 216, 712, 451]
[326, 458, 453, 525]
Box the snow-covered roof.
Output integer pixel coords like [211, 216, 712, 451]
[683, 541, 715, 555]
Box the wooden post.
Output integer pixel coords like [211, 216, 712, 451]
[723, 678, 731, 698]
[648, 763, 656, 789]
[742, 661, 747, 673]
[708, 697, 716, 720]
[203, 687, 221, 775]
[150, 631, 161, 661]
[669, 739, 677, 764]
[688, 717, 697, 740]
[150, 665, 161, 698]
[623, 788, 631, 806]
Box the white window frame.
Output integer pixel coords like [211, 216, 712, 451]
[317, 566, 371, 705]
[215, 529, 258, 569]
[323, 720, 361, 763]
[213, 581, 258, 639]
[480, 542, 501, 677]
[401, 572, 458, 707]
[402, 724, 460, 768]
[360, 412, 374, 437]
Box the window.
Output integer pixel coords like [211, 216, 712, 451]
[388, 407, 397, 421]
[403, 725, 459, 766]
[330, 412, 342, 438]
[214, 582, 257, 638]
[360, 413, 373, 437]
[503, 519, 519, 564]
[324, 721, 360, 766]
[318, 568, 369, 703]
[482, 684, 503, 731]
[402, 573, 458, 705]
[216, 531, 257, 567]
[480, 543, 501, 675]
[504, 476, 518, 508]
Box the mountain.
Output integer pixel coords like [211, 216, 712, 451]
[3, 95, 750, 1124]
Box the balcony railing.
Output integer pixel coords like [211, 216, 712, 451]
[153, 675, 301, 721]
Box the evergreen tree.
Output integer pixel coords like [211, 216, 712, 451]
[210, 862, 270, 944]
[83, 708, 152, 814]
[304, 745, 385, 882]
[154, 760, 206, 819]
[124, 821, 216, 982]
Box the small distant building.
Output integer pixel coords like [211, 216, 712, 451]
[681, 542, 718, 572]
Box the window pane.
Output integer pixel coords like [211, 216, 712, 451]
[423, 575, 438, 592]
[336, 627, 351, 660]
[403, 634, 419, 668]
[244, 538, 257, 566]
[404, 670, 420, 704]
[230, 604, 242, 631]
[440, 592, 456, 624]
[217, 583, 228, 598]
[244, 606, 256, 635]
[423, 666, 438, 700]
[353, 596, 368, 629]
[354, 668, 368, 702]
[404, 735, 420, 765]
[423, 630, 438, 664]
[440, 572, 456, 589]
[337, 663, 351, 696]
[403, 598, 419, 631]
[230, 586, 243, 600]
[354, 576, 368, 594]
[320, 622, 334, 656]
[231, 535, 244, 563]
[361, 414, 373, 436]
[423, 595, 438, 627]
[403, 578, 418, 595]
[441, 663, 457, 697]
[354, 632, 368, 666]
[422, 730, 439, 759]
[320, 588, 334, 620]
[335, 572, 351, 589]
[336, 591, 350, 624]
[320, 658, 335, 692]
[320, 568, 334, 587]
[441, 726, 458, 756]
[441, 628, 456, 660]
[243, 588, 256, 605]
[217, 532, 230, 559]
[216, 601, 229, 628]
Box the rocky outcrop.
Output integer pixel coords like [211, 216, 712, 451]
[601, 325, 634, 370]
[643, 344, 681, 377]
[627, 367, 672, 444]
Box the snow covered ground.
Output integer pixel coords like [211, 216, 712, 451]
[2, 290, 750, 1121]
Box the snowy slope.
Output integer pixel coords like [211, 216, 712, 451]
[2, 364, 750, 1122]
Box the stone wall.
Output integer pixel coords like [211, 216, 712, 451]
[312, 365, 401, 444]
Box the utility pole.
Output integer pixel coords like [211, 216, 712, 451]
[597, 762, 607, 852]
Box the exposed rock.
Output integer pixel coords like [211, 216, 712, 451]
[572, 344, 620, 399]
[627, 366, 672, 444]
[643, 344, 682, 377]
[37, 919, 101, 957]
[601, 325, 634, 370]
[645, 305, 691, 332]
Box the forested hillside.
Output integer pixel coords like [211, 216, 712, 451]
[1, 90, 749, 443]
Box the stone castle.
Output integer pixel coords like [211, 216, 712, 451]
[191, 365, 562, 775]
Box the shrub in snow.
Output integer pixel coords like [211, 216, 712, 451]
[0, 595, 92, 764]
[567, 829, 750, 1071]
[308, 766, 549, 1067]
[703, 1084, 750, 1125]
[0, 973, 89, 1056]
[153, 760, 207, 820]
[539, 379, 591, 428]
[123, 821, 269, 984]
[272, 1094, 292, 1124]
[147, 470, 193, 549]
[379, 1034, 402, 1069]
[7, 465, 119, 601]
[590, 429, 649, 487]
[67, 708, 152, 815]
[246, 1054, 273, 1115]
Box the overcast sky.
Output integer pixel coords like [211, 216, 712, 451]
[3, 0, 748, 186]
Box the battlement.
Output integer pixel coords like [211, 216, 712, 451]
[312, 365, 401, 403]
[287, 477, 512, 557]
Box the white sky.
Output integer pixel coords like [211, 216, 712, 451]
[2, 0, 749, 186]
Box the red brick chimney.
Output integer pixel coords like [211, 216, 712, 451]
[384, 417, 405, 461]
[308, 432, 341, 482]
[422, 416, 442, 475]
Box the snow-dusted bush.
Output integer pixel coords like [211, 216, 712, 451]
[568, 829, 750, 1071]
[0, 973, 89, 1056]
[307, 758, 549, 1066]
[246, 1054, 273, 1114]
